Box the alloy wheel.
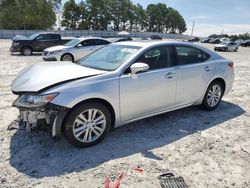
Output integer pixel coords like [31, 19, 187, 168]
[23, 48, 32, 56]
[61, 54, 73, 61]
[207, 84, 222, 107]
[72, 108, 106, 143]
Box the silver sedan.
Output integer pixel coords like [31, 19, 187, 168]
[12, 41, 234, 147]
[43, 37, 111, 62]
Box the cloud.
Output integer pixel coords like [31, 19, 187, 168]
[186, 23, 250, 37]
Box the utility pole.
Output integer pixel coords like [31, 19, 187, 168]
[191, 21, 195, 36]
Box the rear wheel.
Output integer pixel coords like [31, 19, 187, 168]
[61, 53, 74, 62]
[64, 102, 111, 147]
[21, 47, 32, 56]
[202, 81, 224, 110]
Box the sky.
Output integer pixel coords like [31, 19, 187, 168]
[62, 0, 250, 37]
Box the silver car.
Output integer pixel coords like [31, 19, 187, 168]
[214, 42, 238, 52]
[12, 41, 234, 147]
[43, 37, 111, 62]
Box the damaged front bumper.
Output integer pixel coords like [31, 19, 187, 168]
[13, 101, 69, 138]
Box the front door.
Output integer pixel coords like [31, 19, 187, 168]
[119, 45, 177, 122]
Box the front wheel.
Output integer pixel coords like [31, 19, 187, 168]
[21, 47, 32, 56]
[64, 102, 111, 148]
[202, 81, 224, 110]
[61, 53, 74, 62]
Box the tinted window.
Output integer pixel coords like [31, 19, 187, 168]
[80, 39, 95, 46]
[135, 46, 173, 70]
[35, 34, 46, 40]
[175, 46, 210, 65]
[94, 39, 110, 45]
[47, 34, 60, 40]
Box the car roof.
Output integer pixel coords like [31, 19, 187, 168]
[114, 40, 224, 60]
[78, 36, 110, 40]
[113, 40, 198, 47]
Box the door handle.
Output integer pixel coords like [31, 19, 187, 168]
[205, 66, 211, 71]
[165, 72, 175, 78]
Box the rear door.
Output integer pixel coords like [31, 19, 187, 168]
[174, 45, 214, 106]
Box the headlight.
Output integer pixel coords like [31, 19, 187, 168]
[49, 50, 63, 55]
[13, 93, 58, 108]
[12, 42, 20, 46]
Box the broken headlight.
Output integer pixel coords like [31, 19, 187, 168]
[13, 93, 58, 108]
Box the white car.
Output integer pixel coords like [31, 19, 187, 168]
[43, 37, 111, 62]
[214, 42, 238, 52]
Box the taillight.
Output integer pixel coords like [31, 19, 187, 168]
[228, 62, 234, 69]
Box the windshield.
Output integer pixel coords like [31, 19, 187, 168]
[78, 44, 140, 71]
[29, 33, 40, 40]
[64, 38, 81, 46]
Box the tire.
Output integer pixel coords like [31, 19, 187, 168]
[234, 47, 238, 52]
[61, 53, 74, 62]
[64, 102, 111, 148]
[21, 47, 32, 56]
[202, 81, 224, 110]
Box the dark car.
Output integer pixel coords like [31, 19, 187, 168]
[10, 32, 72, 56]
[241, 40, 250, 47]
[188, 37, 200, 42]
[201, 38, 212, 43]
[209, 39, 221, 44]
[115, 36, 133, 42]
[150, 35, 162, 40]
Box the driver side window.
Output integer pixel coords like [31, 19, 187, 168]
[134, 46, 173, 70]
[35, 34, 46, 41]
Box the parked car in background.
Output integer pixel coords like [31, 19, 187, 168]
[43, 37, 111, 62]
[115, 36, 133, 42]
[10, 32, 72, 56]
[11, 41, 234, 147]
[234, 39, 244, 46]
[150, 35, 162, 40]
[209, 38, 221, 44]
[241, 40, 250, 47]
[188, 37, 200, 42]
[214, 42, 238, 52]
[201, 38, 212, 43]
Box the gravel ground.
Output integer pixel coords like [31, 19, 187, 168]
[0, 39, 249, 188]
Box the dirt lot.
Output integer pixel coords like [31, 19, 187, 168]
[0, 39, 249, 188]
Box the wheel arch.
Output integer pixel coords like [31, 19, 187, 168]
[21, 46, 33, 51]
[209, 77, 226, 94]
[61, 52, 74, 62]
[61, 98, 116, 133]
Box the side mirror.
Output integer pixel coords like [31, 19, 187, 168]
[130, 62, 149, 79]
[76, 43, 82, 48]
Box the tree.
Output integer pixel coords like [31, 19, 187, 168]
[59, 0, 187, 33]
[61, 0, 81, 29]
[133, 4, 147, 31]
[0, 0, 56, 29]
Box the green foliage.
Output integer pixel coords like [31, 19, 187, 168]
[61, 0, 187, 34]
[208, 33, 250, 40]
[61, 0, 81, 29]
[0, 0, 56, 29]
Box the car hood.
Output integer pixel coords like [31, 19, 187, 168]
[12, 35, 29, 41]
[11, 61, 107, 93]
[44, 45, 69, 52]
[215, 44, 227, 47]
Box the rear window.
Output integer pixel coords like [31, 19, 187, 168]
[175, 45, 210, 65]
